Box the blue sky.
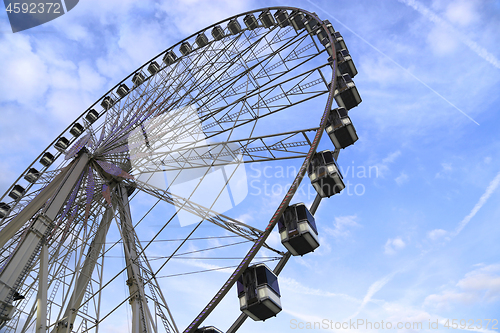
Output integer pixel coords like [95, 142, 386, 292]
[1, 0, 500, 333]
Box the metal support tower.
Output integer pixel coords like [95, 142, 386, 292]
[117, 184, 154, 333]
[51, 203, 117, 333]
[0, 153, 89, 327]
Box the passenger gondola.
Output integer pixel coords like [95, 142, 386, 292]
[24, 168, 41, 184]
[117, 84, 129, 98]
[55, 137, 70, 152]
[132, 72, 145, 86]
[195, 326, 223, 333]
[40, 152, 55, 167]
[195, 33, 209, 48]
[0, 202, 11, 219]
[228, 19, 242, 35]
[325, 107, 358, 149]
[237, 263, 282, 321]
[333, 74, 361, 110]
[244, 14, 259, 30]
[147, 61, 160, 75]
[69, 123, 84, 137]
[85, 109, 99, 124]
[308, 150, 345, 197]
[259, 10, 275, 28]
[9, 185, 25, 201]
[278, 203, 319, 256]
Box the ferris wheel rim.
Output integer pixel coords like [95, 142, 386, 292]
[0, 6, 341, 333]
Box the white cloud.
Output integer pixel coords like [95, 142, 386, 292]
[424, 291, 478, 310]
[399, 0, 500, 69]
[427, 228, 447, 241]
[453, 171, 500, 236]
[457, 264, 500, 302]
[324, 215, 360, 238]
[384, 237, 406, 255]
[426, 25, 459, 55]
[445, 0, 479, 26]
[395, 172, 409, 185]
[374, 150, 401, 178]
[348, 271, 399, 319]
[435, 162, 453, 178]
[0, 34, 49, 105]
[424, 264, 500, 309]
[77, 61, 107, 93]
[280, 276, 361, 304]
[155, 0, 253, 36]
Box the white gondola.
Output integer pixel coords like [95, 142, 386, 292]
[211, 25, 224, 41]
[290, 10, 305, 31]
[333, 31, 347, 52]
[308, 150, 345, 198]
[180, 42, 192, 56]
[55, 137, 70, 152]
[147, 61, 160, 75]
[228, 18, 242, 35]
[237, 263, 282, 321]
[259, 10, 275, 28]
[117, 84, 129, 98]
[303, 13, 319, 34]
[274, 9, 289, 28]
[315, 20, 336, 43]
[278, 203, 319, 256]
[9, 185, 25, 201]
[69, 123, 84, 137]
[40, 152, 55, 167]
[24, 168, 41, 184]
[163, 50, 178, 65]
[101, 96, 114, 110]
[85, 109, 99, 124]
[324, 19, 335, 35]
[195, 326, 223, 333]
[333, 74, 361, 110]
[0, 202, 10, 219]
[132, 72, 145, 86]
[195, 33, 209, 48]
[243, 14, 259, 30]
[330, 48, 358, 78]
[326, 107, 358, 149]
[320, 37, 334, 57]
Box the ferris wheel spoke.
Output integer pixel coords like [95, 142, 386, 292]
[0, 7, 349, 333]
[138, 61, 328, 159]
[132, 127, 318, 174]
[132, 180, 262, 241]
[115, 184, 179, 333]
[149, 27, 281, 124]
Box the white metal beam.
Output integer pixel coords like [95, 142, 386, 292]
[0, 153, 89, 327]
[36, 244, 48, 333]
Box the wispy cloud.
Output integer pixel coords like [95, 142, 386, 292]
[427, 228, 448, 241]
[348, 271, 399, 319]
[395, 172, 409, 185]
[305, 0, 480, 125]
[398, 0, 500, 69]
[384, 237, 406, 255]
[424, 263, 500, 310]
[324, 215, 360, 238]
[453, 171, 500, 236]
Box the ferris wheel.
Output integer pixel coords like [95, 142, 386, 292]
[0, 6, 362, 333]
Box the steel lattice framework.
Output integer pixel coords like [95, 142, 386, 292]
[0, 6, 357, 333]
